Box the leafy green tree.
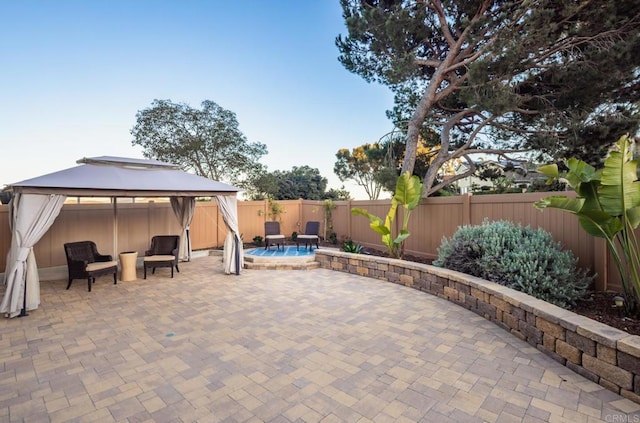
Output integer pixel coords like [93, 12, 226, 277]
[242, 171, 278, 201]
[131, 99, 267, 184]
[337, 0, 640, 197]
[275, 166, 328, 200]
[243, 166, 347, 201]
[334, 142, 388, 200]
[335, 128, 438, 198]
[323, 186, 352, 201]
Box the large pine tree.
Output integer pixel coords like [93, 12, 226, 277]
[337, 0, 640, 196]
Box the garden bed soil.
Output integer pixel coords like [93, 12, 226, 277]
[572, 292, 640, 336]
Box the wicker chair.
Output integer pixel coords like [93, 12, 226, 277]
[143, 235, 180, 279]
[296, 221, 320, 251]
[264, 221, 285, 250]
[63, 241, 118, 292]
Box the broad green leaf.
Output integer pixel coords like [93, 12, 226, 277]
[562, 158, 597, 188]
[578, 211, 623, 239]
[351, 207, 374, 219]
[382, 233, 392, 249]
[370, 220, 390, 236]
[534, 196, 584, 213]
[394, 172, 423, 210]
[565, 158, 597, 182]
[394, 230, 411, 244]
[627, 206, 640, 229]
[387, 198, 399, 224]
[599, 135, 640, 216]
[537, 163, 559, 181]
[578, 181, 604, 212]
[352, 208, 390, 236]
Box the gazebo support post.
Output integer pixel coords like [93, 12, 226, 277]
[19, 276, 28, 317]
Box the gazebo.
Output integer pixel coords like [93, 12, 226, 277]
[1, 156, 243, 318]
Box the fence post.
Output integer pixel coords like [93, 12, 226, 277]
[298, 199, 303, 234]
[462, 193, 472, 226]
[347, 200, 352, 240]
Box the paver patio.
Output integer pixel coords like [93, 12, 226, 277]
[2, 255, 640, 422]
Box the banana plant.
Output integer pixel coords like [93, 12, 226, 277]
[351, 171, 423, 259]
[534, 134, 640, 313]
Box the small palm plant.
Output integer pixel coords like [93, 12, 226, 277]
[351, 171, 423, 259]
[343, 239, 363, 254]
[535, 134, 640, 313]
[252, 235, 264, 247]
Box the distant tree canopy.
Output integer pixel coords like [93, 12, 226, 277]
[130, 99, 267, 185]
[324, 186, 352, 201]
[337, 0, 640, 196]
[334, 127, 453, 197]
[243, 166, 351, 201]
[334, 142, 389, 200]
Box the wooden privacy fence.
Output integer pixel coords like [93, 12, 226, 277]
[0, 193, 617, 291]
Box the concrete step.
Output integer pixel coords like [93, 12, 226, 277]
[243, 261, 320, 270]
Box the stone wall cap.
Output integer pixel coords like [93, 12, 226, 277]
[577, 322, 629, 348]
[618, 335, 640, 357]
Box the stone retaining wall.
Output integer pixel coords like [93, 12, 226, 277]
[315, 249, 640, 404]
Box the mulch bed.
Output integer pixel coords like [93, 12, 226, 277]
[572, 292, 640, 336]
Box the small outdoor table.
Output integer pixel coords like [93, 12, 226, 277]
[119, 251, 138, 282]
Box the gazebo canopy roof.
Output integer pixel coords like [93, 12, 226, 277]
[7, 156, 239, 197]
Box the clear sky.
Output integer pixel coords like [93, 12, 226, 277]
[0, 1, 396, 199]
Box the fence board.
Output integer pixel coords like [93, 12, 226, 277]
[190, 201, 220, 250]
[0, 194, 626, 291]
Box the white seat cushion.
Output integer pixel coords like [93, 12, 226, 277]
[265, 235, 285, 240]
[144, 255, 175, 262]
[86, 261, 117, 272]
[297, 235, 318, 240]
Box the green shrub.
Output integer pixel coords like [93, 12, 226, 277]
[252, 235, 263, 246]
[343, 239, 363, 254]
[434, 220, 594, 309]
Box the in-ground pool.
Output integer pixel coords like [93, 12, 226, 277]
[245, 245, 317, 257]
[243, 245, 324, 269]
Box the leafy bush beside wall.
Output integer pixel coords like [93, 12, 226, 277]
[434, 220, 594, 308]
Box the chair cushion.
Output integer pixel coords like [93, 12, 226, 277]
[144, 255, 176, 262]
[297, 235, 318, 240]
[86, 261, 117, 272]
[265, 235, 285, 240]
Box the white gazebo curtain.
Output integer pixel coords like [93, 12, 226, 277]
[215, 195, 243, 274]
[1, 192, 241, 318]
[170, 196, 196, 261]
[1, 193, 66, 318]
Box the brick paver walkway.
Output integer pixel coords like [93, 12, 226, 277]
[2, 255, 640, 422]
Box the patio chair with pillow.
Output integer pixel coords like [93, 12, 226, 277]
[64, 241, 118, 292]
[143, 235, 180, 279]
[264, 221, 285, 250]
[296, 221, 320, 251]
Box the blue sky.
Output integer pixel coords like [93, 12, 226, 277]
[0, 1, 395, 199]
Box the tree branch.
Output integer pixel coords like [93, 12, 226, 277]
[425, 154, 477, 196]
[429, 0, 456, 49]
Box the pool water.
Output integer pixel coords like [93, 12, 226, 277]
[245, 245, 317, 257]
